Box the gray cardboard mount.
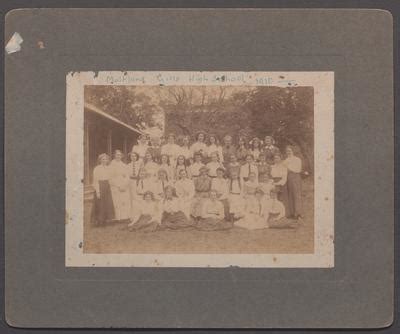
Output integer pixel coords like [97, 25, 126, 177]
[5, 9, 394, 328]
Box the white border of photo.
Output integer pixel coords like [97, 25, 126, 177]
[65, 71, 334, 268]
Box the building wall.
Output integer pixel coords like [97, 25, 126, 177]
[84, 110, 140, 197]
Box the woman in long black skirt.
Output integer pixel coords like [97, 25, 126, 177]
[283, 146, 303, 220]
[91, 153, 115, 226]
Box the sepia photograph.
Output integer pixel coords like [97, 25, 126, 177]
[66, 71, 334, 267]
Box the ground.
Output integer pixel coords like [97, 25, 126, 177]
[83, 178, 314, 254]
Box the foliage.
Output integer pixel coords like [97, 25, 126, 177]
[84, 85, 162, 131]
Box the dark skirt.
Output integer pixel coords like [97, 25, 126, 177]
[129, 214, 158, 232]
[285, 171, 303, 218]
[161, 211, 194, 230]
[196, 217, 233, 231]
[91, 180, 115, 226]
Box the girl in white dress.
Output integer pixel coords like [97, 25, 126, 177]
[240, 154, 259, 183]
[143, 151, 159, 181]
[153, 168, 173, 200]
[128, 191, 161, 232]
[174, 155, 191, 180]
[249, 137, 262, 162]
[109, 150, 131, 221]
[131, 134, 149, 162]
[127, 151, 143, 204]
[235, 188, 270, 230]
[190, 131, 207, 159]
[175, 169, 195, 218]
[206, 152, 223, 178]
[211, 167, 230, 219]
[179, 135, 193, 164]
[161, 133, 181, 166]
[159, 154, 173, 181]
[189, 152, 205, 178]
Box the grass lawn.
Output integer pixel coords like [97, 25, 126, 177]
[83, 178, 314, 254]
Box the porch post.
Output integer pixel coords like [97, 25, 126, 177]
[84, 121, 90, 185]
[107, 129, 112, 157]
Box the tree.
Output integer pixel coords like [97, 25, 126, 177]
[84, 85, 162, 132]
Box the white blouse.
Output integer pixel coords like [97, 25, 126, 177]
[92, 165, 112, 195]
[161, 143, 181, 162]
[284, 156, 302, 173]
[270, 163, 288, 185]
[175, 178, 195, 199]
[131, 144, 149, 160]
[179, 146, 192, 160]
[206, 144, 224, 162]
[190, 142, 207, 157]
[206, 161, 223, 177]
[109, 160, 130, 188]
[189, 162, 205, 178]
[211, 177, 229, 199]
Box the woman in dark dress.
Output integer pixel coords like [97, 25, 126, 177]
[91, 153, 115, 226]
[283, 146, 303, 220]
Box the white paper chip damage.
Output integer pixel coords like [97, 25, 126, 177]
[5, 32, 23, 54]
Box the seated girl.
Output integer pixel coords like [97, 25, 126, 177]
[243, 171, 260, 198]
[153, 168, 173, 200]
[160, 185, 194, 230]
[128, 191, 161, 232]
[235, 187, 270, 230]
[191, 165, 212, 218]
[206, 152, 223, 178]
[259, 172, 274, 200]
[196, 189, 233, 231]
[175, 169, 195, 218]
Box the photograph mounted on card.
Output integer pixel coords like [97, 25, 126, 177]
[66, 71, 334, 268]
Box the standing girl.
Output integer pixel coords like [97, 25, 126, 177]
[283, 146, 303, 219]
[249, 137, 262, 162]
[127, 151, 143, 203]
[143, 151, 159, 181]
[109, 150, 131, 221]
[189, 152, 205, 178]
[159, 154, 173, 181]
[192, 166, 212, 218]
[240, 154, 259, 183]
[206, 134, 224, 163]
[236, 136, 249, 164]
[91, 153, 115, 226]
[175, 169, 195, 219]
[263, 136, 280, 164]
[179, 135, 193, 164]
[190, 131, 207, 158]
[174, 155, 191, 180]
[206, 152, 223, 178]
[227, 169, 244, 220]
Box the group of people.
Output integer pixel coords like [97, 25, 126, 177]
[91, 132, 305, 232]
